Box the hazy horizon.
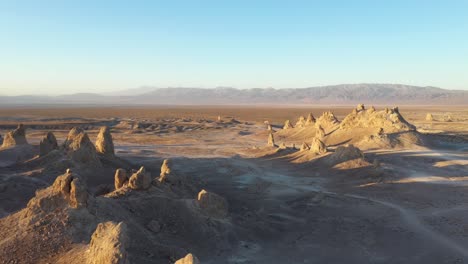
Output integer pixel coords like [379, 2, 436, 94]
[1, 1, 467, 95]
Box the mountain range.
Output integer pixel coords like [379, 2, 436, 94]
[1, 84, 467, 106]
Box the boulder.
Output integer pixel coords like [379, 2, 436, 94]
[95, 126, 115, 156]
[87, 221, 128, 264]
[39, 132, 58, 156]
[197, 189, 228, 218]
[1, 124, 28, 148]
[175, 253, 200, 264]
[114, 169, 128, 189]
[128, 166, 151, 190]
[328, 144, 364, 164]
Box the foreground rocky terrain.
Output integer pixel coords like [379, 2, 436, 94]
[0, 105, 467, 263]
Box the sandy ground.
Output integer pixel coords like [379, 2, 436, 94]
[0, 106, 467, 263]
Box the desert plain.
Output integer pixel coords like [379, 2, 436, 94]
[0, 105, 467, 263]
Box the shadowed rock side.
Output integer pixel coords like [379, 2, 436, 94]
[310, 137, 327, 155]
[95, 126, 115, 156]
[1, 124, 28, 148]
[39, 131, 58, 156]
[197, 189, 228, 218]
[128, 166, 151, 190]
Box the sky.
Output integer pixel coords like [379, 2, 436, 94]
[0, 0, 467, 95]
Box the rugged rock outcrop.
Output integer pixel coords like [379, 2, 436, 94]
[39, 132, 58, 156]
[283, 120, 293, 130]
[267, 133, 275, 147]
[356, 103, 365, 112]
[158, 159, 171, 183]
[310, 137, 327, 155]
[426, 113, 434, 121]
[316, 125, 326, 139]
[114, 169, 128, 189]
[63, 127, 84, 149]
[340, 105, 415, 132]
[66, 131, 101, 167]
[95, 126, 115, 156]
[295, 116, 306, 128]
[128, 166, 151, 190]
[87, 221, 128, 264]
[300, 142, 310, 151]
[1, 124, 28, 148]
[197, 189, 228, 218]
[175, 253, 200, 264]
[315, 111, 339, 129]
[305, 113, 316, 126]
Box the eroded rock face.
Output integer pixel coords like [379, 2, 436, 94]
[63, 127, 84, 149]
[316, 125, 326, 139]
[197, 189, 228, 218]
[267, 133, 275, 147]
[87, 221, 128, 264]
[310, 137, 327, 155]
[357, 103, 365, 112]
[305, 113, 316, 126]
[26, 169, 88, 216]
[65, 129, 101, 167]
[295, 116, 306, 128]
[316, 111, 339, 129]
[158, 159, 171, 183]
[70, 177, 87, 209]
[114, 169, 128, 189]
[128, 166, 151, 190]
[283, 120, 293, 130]
[1, 124, 28, 148]
[426, 113, 434, 121]
[300, 142, 310, 151]
[95, 126, 115, 156]
[175, 253, 200, 264]
[340, 105, 415, 132]
[39, 132, 58, 156]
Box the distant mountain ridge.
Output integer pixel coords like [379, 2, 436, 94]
[1, 84, 467, 105]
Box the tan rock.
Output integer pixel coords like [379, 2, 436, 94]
[69, 177, 87, 209]
[175, 253, 200, 264]
[87, 221, 128, 264]
[67, 132, 101, 166]
[426, 113, 433, 121]
[1, 124, 28, 148]
[295, 116, 306, 128]
[300, 142, 310, 151]
[305, 113, 316, 126]
[114, 169, 128, 189]
[128, 166, 151, 190]
[310, 137, 327, 155]
[95, 126, 115, 156]
[267, 133, 275, 147]
[63, 127, 84, 149]
[39, 132, 58, 156]
[283, 120, 294, 130]
[328, 144, 364, 164]
[316, 125, 326, 139]
[357, 104, 365, 111]
[197, 189, 228, 218]
[159, 159, 171, 182]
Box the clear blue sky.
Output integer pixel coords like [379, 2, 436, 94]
[0, 0, 467, 95]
